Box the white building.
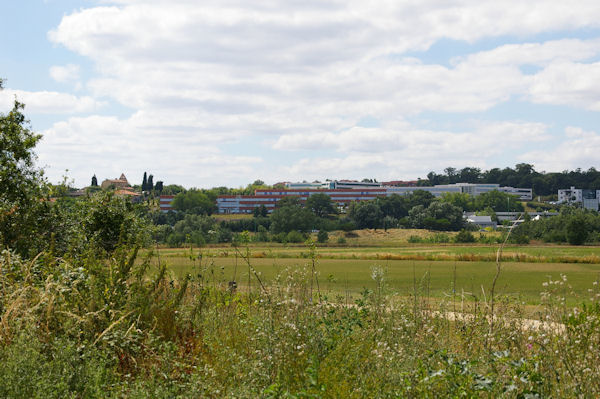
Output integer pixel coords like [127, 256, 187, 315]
[466, 215, 497, 229]
[285, 180, 382, 189]
[558, 187, 600, 210]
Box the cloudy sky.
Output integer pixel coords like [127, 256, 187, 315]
[2, 0, 600, 188]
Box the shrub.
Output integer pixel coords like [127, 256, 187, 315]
[454, 229, 476, 243]
[286, 230, 305, 243]
[317, 230, 329, 243]
[510, 231, 530, 244]
[566, 214, 588, 245]
[339, 221, 357, 232]
[408, 235, 423, 243]
[254, 225, 270, 242]
[271, 232, 288, 243]
[337, 236, 347, 244]
[431, 233, 450, 243]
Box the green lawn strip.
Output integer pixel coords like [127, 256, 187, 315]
[157, 244, 600, 264]
[160, 255, 600, 305]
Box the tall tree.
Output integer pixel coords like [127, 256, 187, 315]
[155, 181, 163, 193]
[475, 190, 523, 212]
[306, 193, 337, 218]
[270, 205, 314, 233]
[172, 190, 217, 215]
[0, 100, 48, 255]
[349, 201, 383, 229]
[444, 167, 458, 184]
[142, 172, 148, 191]
[253, 204, 268, 217]
[276, 196, 302, 208]
[147, 174, 154, 191]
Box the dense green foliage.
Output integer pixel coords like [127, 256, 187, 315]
[0, 101, 49, 256]
[441, 191, 524, 212]
[270, 203, 315, 233]
[348, 201, 383, 229]
[513, 207, 600, 245]
[171, 189, 217, 215]
[408, 201, 464, 231]
[424, 163, 600, 196]
[346, 191, 469, 232]
[306, 193, 337, 218]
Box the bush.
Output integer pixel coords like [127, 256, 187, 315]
[336, 236, 347, 244]
[407, 235, 423, 243]
[430, 233, 450, 243]
[317, 230, 329, 243]
[339, 221, 357, 232]
[510, 231, 530, 244]
[286, 231, 305, 243]
[314, 217, 338, 232]
[477, 233, 504, 244]
[566, 214, 588, 245]
[254, 225, 270, 242]
[271, 232, 288, 243]
[454, 229, 476, 243]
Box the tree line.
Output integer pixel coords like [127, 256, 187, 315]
[422, 164, 600, 197]
[150, 189, 530, 246]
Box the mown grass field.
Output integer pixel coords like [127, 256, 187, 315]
[157, 238, 600, 305]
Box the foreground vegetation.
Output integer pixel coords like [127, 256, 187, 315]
[2, 244, 600, 397]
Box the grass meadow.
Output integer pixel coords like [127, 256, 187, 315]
[157, 240, 600, 306]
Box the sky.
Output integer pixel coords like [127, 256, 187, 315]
[2, 0, 600, 189]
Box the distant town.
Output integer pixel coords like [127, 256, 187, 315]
[69, 166, 600, 226]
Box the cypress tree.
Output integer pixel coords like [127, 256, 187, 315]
[148, 174, 154, 191]
[142, 172, 147, 191]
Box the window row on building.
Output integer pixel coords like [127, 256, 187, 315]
[213, 183, 532, 214]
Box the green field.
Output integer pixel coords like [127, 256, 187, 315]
[160, 243, 600, 261]
[157, 243, 600, 305]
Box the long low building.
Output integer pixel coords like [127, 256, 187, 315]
[218, 188, 387, 214]
[214, 183, 532, 214]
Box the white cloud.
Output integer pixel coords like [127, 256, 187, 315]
[37, 113, 264, 187]
[520, 126, 600, 172]
[46, 1, 600, 118]
[0, 89, 103, 114]
[33, 0, 600, 186]
[455, 39, 600, 67]
[528, 62, 600, 110]
[275, 121, 550, 181]
[49, 64, 80, 83]
[274, 121, 548, 153]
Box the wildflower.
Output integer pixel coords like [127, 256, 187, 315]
[371, 265, 385, 282]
